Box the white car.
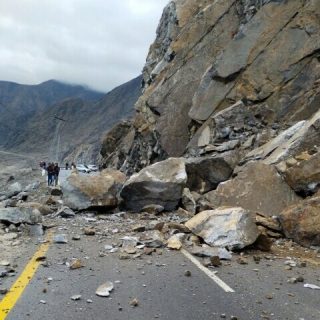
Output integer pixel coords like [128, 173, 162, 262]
[76, 164, 91, 173]
[87, 164, 98, 172]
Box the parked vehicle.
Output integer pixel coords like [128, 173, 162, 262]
[87, 164, 98, 172]
[76, 164, 91, 173]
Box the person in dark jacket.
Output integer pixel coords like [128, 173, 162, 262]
[47, 163, 55, 186]
[53, 163, 60, 186]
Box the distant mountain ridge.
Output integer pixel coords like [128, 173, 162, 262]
[1, 76, 142, 163]
[0, 79, 104, 149]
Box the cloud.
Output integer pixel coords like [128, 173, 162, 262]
[0, 0, 169, 92]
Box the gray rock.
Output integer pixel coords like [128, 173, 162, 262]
[190, 246, 232, 260]
[53, 234, 68, 244]
[54, 206, 75, 218]
[27, 224, 44, 237]
[0, 207, 42, 225]
[7, 182, 22, 198]
[181, 188, 196, 214]
[185, 207, 260, 250]
[280, 195, 320, 247]
[50, 187, 63, 196]
[185, 155, 234, 194]
[283, 151, 320, 196]
[121, 158, 187, 211]
[24, 182, 41, 192]
[205, 162, 300, 217]
[244, 121, 306, 163]
[142, 204, 165, 215]
[17, 192, 28, 201]
[0, 267, 8, 278]
[61, 170, 126, 211]
[96, 281, 114, 297]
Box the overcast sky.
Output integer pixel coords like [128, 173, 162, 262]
[0, 0, 169, 92]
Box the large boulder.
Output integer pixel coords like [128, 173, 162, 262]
[184, 154, 234, 194]
[61, 169, 126, 211]
[185, 207, 260, 250]
[6, 182, 22, 198]
[279, 196, 320, 247]
[283, 152, 320, 196]
[0, 207, 42, 225]
[17, 202, 54, 216]
[246, 109, 320, 165]
[120, 158, 187, 211]
[205, 162, 300, 216]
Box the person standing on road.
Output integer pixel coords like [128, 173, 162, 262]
[65, 162, 69, 170]
[53, 163, 60, 186]
[47, 163, 54, 186]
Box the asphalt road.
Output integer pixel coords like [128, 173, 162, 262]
[1, 169, 320, 320]
[1, 215, 320, 320]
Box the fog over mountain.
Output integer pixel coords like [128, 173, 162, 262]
[0, 0, 168, 92]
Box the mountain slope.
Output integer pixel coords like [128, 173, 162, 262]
[0, 80, 104, 148]
[9, 76, 142, 163]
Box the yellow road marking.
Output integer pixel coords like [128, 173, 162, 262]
[0, 232, 53, 320]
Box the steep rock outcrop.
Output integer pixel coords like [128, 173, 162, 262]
[101, 0, 320, 176]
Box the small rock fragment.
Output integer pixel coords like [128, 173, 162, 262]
[0, 260, 10, 267]
[84, 228, 95, 236]
[35, 256, 46, 262]
[210, 256, 222, 267]
[253, 256, 261, 263]
[130, 298, 139, 307]
[144, 248, 155, 255]
[167, 235, 183, 250]
[119, 253, 131, 260]
[132, 225, 146, 232]
[304, 283, 320, 290]
[0, 287, 8, 295]
[71, 295, 82, 301]
[69, 259, 84, 270]
[96, 281, 114, 297]
[237, 257, 248, 265]
[184, 270, 192, 277]
[53, 234, 68, 244]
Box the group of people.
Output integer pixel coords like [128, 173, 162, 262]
[40, 162, 60, 186]
[65, 162, 76, 170]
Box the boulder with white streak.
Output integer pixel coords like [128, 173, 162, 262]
[185, 207, 260, 250]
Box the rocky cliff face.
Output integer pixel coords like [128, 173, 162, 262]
[99, 0, 320, 247]
[102, 0, 320, 174]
